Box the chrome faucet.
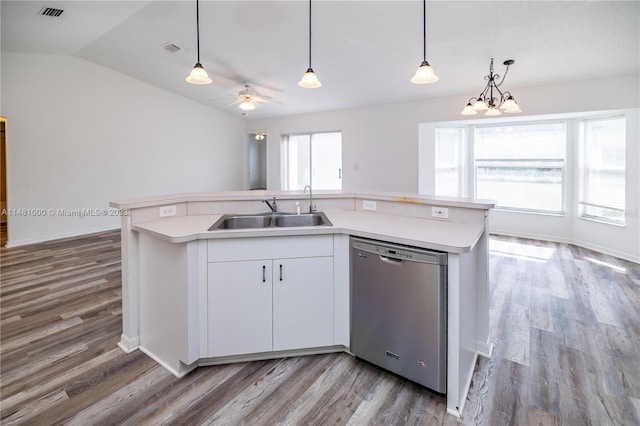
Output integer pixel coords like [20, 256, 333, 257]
[303, 185, 315, 213]
[263, 196, 277, 212]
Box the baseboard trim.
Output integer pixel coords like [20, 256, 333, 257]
[489, 230, 639, 264]
[6, 225, 120, 248]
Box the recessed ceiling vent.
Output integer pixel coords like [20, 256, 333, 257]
[163, 43, 181, 53]
[38, 7, 64, 17]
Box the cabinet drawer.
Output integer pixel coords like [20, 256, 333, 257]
[208, 235, 333, 262]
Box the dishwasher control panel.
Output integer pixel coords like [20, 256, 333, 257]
[352, 239, 447, 265]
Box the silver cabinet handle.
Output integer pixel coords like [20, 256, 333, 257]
[262, 265, 266, 282]
[279, 264, 283, 281]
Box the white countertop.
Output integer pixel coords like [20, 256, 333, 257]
[132, 210, 485, 253]
[111, 190, 495, 211]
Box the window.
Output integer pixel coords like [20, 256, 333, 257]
[282, 132, 342, 190]
[474, 123, 566, 214]
[435, 127, 465, 197]
[579, 117, 626, 224]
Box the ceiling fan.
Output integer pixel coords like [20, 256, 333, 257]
[232, 83, 275, 112]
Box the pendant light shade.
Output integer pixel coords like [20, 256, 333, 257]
[411, 61, 439, 84]
[186, 63, 212, 85]
[299, 0, 321, 88]
[411, 0, 438, 84]
[186, 0, 212, 85]
[299, 68, 322, 88]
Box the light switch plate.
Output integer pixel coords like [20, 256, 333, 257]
[159, 205, 177, 217]
[362, 200, 377, 211]
[431, 207, 449, 219]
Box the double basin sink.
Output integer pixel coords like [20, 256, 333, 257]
[208, 211, 332, 231]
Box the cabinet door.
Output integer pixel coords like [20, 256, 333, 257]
[208, 260, 272, 357]
[273, 257, 334, 351]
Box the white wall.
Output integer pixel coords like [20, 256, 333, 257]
[247, 74, 640, 261]
[2, 52, 247, 246]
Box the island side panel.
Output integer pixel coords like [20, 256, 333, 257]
[333, 234, 350, 347]
[476, 219, 492, 356]
[118, 214, 139, 353]
[446, 249, 480, 418]
[137, 234, 196, 377]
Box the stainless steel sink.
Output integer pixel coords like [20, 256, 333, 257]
[208, 212, 332, 231]
[209, 215, 271, 230]
[274, 213, 329, 227]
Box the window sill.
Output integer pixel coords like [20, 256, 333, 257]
[578, 215, 626, 227]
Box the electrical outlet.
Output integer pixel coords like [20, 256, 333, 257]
[431, 207, 449, 219]
[362, 200, 377, 211]
[159, 205, 177, 217]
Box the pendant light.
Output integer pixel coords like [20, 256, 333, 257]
[298, 0, 321, 88]
[186, 0, 212, 85]
[411, 0, 439, 84]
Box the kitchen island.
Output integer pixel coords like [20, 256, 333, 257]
[110, 191, 494, 418]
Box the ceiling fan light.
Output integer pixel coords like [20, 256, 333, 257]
[411, 61, 439, 84]
[461, 103, 478, 115]
[298, 68, 322, 88]
[186, 63, 212, 85]
[239, 100, 256, 111]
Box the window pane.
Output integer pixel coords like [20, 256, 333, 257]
[311, 132, 342, 190]
[476, 160, 563, 212]
[283, 132, 342, 191]
[580, 117, 626, 224]
[435, 128, 463, 197]
[286, 134, 311, 190]
[474, 123, 566, 213]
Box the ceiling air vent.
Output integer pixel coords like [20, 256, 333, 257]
[163, 43, 181, 53]
[38, 7, 64, 17]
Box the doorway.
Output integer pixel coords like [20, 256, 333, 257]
[1, 117, 7, 246]
[249, 132, 267, 190]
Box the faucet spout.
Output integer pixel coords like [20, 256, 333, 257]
[263, 196, 277, 212]
[303, 185, 315, 213]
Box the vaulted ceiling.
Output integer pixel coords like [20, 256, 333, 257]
[2, 1, 639, 119]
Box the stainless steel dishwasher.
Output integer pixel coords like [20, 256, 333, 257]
[350, 237, 447, 393]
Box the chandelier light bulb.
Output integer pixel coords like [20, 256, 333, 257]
[501, 96, 522, 113]
[485, 106, 502, 116]
[473, 98, 488, 111]
[461, 103, 478, 115]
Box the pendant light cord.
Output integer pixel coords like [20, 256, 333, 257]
[422, 0, 426, 62]
[196, 0, 201, 63]
[308, 0, 312, 68]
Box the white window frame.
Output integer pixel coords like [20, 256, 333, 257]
[578, 116, 626, 226]
[281, 131, 342, 191]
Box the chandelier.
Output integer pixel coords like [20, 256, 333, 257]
[461, 58, 521, 116]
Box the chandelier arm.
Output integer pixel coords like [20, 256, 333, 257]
[479, 80, 491, 99]
[493, 82, 505, 102]
[496, 65, 510, 88]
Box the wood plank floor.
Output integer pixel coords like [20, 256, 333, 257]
[1, 230, 639, 425]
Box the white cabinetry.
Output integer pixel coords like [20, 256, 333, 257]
[208, 260, 273, 357]
[273, 256, 333, 351]
[207, 236, 334, 358]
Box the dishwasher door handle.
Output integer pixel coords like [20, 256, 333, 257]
[379, 255, 403, 264]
